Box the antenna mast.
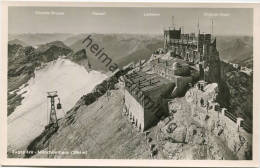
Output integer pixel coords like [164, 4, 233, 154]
[172, 16, 174, 28]
[197, 17, 200, 35]
[197, 16, 200, 51]
[211, 19, 214, 35]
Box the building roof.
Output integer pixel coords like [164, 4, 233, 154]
[124, 71, 174, 108]
[124, 71, 173, 94]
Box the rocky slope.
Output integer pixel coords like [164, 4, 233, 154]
[224, 71, 253, 123]
[7, 34, 164, 115]
[7, 41, 73, 116]
[218, 61, 253, 126]
[66, 49, 91, 71]
[8, 34, 253, 159]
[24, 74, 251, 160]
[20, 50, 252, 160]
[23, 68, 131, 158]
[8, 39, 28, 47]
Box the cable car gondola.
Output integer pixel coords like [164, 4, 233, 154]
[57, 98, 62, 109]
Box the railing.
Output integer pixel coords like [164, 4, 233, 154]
[224, 110, 237, 123]
[213, 105, 252, 133]
[241, 120, 252, 133]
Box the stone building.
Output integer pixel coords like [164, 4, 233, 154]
[123, 24, 221, 131]
[150, 58, 191, 79]
[198, 33, 211, 54]
[123, 71, 174, 131]
[163, 26, 221, 84]
[150, 58, 199, 97]
[163, 28, 200, 64]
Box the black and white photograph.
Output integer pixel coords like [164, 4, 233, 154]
[1, 3, 258, 165]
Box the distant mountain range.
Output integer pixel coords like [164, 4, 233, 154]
[8, 33, 253, 68]
[217, 36, 253, 68]
[68, 34, 164, 71]
[8, 39, 28, 47]
[8, 33, 73, 47]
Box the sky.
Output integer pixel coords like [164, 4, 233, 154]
[8, 7, 253, 36]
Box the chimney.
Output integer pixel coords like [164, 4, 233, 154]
[157, 58, 160, 63]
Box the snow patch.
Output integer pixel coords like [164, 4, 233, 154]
[8, 58, 107, 149]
